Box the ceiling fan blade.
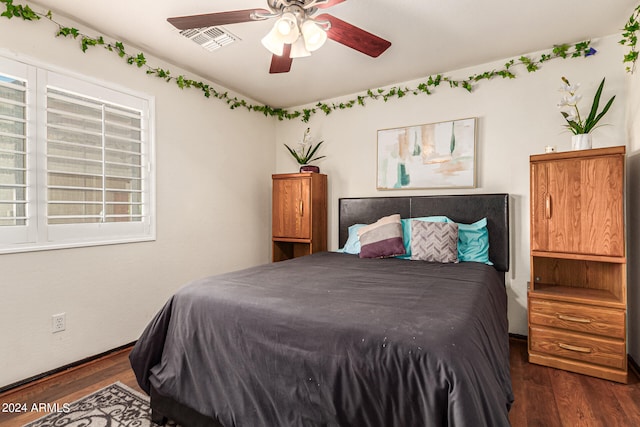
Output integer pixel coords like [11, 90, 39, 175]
[167, 9, 270, 30]
[269, 44, 293, 74]
[315, 0, 348, 8]
[317, 13, 391, 58]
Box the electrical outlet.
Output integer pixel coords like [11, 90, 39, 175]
[52, 313, 66, 333]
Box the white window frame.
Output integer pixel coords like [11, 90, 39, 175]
[0, 52, 156, 254]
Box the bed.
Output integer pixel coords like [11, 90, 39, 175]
[130, 193, 513, 427]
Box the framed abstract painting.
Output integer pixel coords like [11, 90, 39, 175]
[377, 117, 477, 189]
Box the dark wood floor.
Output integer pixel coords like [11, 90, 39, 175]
[1, 338, 639, 426]
[509, 338, 640, 426]
[0, 347, 144, 426]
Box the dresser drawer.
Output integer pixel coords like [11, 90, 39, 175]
[529, 326, 626, 369]
[529, 298, 625, 339]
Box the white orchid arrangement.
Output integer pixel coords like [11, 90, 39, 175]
[284, 128, 325, 165]
[558, 76, 615, 135]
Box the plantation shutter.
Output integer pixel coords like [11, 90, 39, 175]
[0, 74, 27, 227]
[46, 88, 144, 225]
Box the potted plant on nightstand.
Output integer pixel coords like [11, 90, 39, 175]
[558, 76, 616, 150]
[284, 128, 325, 172]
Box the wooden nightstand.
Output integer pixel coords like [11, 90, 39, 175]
[528, 146, 627, 383]
[272, 173, 327, 262]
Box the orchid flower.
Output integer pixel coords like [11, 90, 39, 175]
[558, 77, 615, 135]
[559, 81, 581, 93]
[284, 128, 326, 165]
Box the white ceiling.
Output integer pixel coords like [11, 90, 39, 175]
[29, 0, 638, 108]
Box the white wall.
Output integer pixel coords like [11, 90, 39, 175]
[274, 35, 629, 338]
[625, 59, 640, 364]
[0, 14, 276, 387]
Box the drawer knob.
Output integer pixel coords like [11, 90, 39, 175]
[557, 314, 592, 324]
[558, 342, 592, 353]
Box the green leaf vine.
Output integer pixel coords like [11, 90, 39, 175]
[620, 4, 640, 72]
[0, 0, 38, 20]
[1, 0, 638, 122]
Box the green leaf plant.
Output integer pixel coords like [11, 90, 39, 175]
[284, 128, 325, 165]
[558, 77, 616, 134]
[2, 0, 638, 121]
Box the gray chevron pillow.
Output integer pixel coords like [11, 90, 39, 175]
[410, 220, 459, 263]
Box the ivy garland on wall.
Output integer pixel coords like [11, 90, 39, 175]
[621, 4, 640, 72]
[1, 0, 639, 122]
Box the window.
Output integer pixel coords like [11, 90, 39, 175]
[0, 55, 155, 253]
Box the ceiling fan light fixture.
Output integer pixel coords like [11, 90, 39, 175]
[261, 27, 285, 56]
[274, 12, 300, 43]
[290, 37, 311, 58]
[301, 19, 327, 52]
[168, 0, 392, 74]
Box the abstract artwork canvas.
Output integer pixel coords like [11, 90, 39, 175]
[377, 118, 477, 189]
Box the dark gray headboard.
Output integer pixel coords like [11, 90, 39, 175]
[338, 194, 510, 272]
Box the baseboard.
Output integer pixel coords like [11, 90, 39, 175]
[509, 333, 527, 341]
[629, 354, 640, 378]
[0, 341, 136, 395]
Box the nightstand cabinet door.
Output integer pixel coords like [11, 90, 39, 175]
[530, 151, 624, 256]
[272, 175, 311, 239]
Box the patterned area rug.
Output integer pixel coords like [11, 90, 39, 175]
[24, 382, 177, 427]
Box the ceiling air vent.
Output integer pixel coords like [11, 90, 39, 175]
[179, 27, 240, 52]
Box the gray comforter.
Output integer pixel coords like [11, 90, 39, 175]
[130, 252, 513, 427]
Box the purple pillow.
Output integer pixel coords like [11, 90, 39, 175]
[357, 214, 406, 258]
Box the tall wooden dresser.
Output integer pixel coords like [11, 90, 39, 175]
[528, 146, 627, 383]
[272, 173, 327, 262]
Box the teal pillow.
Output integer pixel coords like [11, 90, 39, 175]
[338, 223, 365, 254]
[397, 216, 450, 259]
[455, 217, 493, 265]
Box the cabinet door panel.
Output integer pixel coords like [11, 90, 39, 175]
[272, 178, 310, 239]
[531, 154, 624, 256]
[530, 163, 549, 251]
[580, 156, 624, 256]
[547, 158, 582, 253]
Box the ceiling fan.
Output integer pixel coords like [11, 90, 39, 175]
[167, 0, 392, 74]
